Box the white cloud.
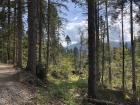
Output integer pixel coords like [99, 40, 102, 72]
[109, 5, 139, 42]
[72, 17, 78, 21]
[61, 41, 67, 47]
[60, 3, 139, 47]
[61, 20, 87, 45]
[60, 19, 87, 47]
[66, 20, 87, 31]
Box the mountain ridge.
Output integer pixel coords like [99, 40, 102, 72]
[68, 41, 131, 49]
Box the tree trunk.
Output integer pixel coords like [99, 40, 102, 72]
[88, 0, 96, 98]
[96, 0, 100, 82]
[121, 0, 125, 91]
[27, 0, 38, 75]
[105, 0, 112, 85]
[46, 0, 51, 79]
[17, 0, 23, 68]
[1, 7, 6, 63]
[130, 0, 137, 103]
[38, 0, 43, 64]
[7, 0, 11, 63]
[79, 32, 83, 71]
[101, 23, 105, 86]
[13, 1, 17, 65]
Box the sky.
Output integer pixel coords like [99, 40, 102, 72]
[59, 1, 87, 47]
[59, 1, 140, 47]
[22, 1, 139, 47]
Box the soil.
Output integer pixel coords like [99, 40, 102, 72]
[0, 64, 36, 105]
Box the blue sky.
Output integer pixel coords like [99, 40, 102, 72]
[59, 1, 87, 46]
[59, 1, 139, 46]
[23, 0, 139, 47]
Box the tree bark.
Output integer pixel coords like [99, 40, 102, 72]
[7, 0, 11, 62]
[17, 0, 23, 68]
[121, 0, 125, 91]
[46, 0, 51, 79]
[130, 0, 137, 103]
[38, 0, 43, 64]
[13, 1, 17, 65]
[88, 0, 96, 98]
[105, 0, 112, 85]
[101, 22, 105, 86]
[27, 0, 38, 75]
[96, 0, 100, 82]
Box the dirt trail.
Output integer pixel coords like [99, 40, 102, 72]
[0, 64, 36, 105]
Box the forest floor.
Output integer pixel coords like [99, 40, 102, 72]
[0, 64, 36, 105]
[37, 73, 134, 105]
[0, 64, 135, 105]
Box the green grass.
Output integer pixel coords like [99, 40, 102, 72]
[36, 54, 140, 105]
[37, 74, 134, 105]
[37, 74, 88, 105]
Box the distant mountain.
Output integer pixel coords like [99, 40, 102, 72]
[110, 41, 130, 48]
[124, 41, 131, 48]
[68, 43, 88, 52]
[110, 41, 131, 48]
[68, 43, 82, 49]
[68, 41, 131, 50]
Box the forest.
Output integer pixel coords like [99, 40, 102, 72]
[0, 0, 140, 105]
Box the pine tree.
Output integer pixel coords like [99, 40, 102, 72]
[130, 0, 137, 103]
[88, 0, 96, 98]
[17, 0, 23, 68]
[26, 0, 38, 75]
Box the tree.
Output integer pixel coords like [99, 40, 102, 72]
[26, 0, 38, 75]
[38, 0, 43, 64]
[49, 3, 61, 65]
[73, 47, 79, 71]
[46, 0, 51, 80]
[65, 35, 71, 52]
[130, 0, 137, 103]
[100, 16, 105, 86]
[121, 0, 125, 91]
[7, 0, 11, 62]
[17, 0, 23, 68]
[105, 0, 112, 85]
[79, 29, 84, 71]
[88, 0, 96, 98]
[13, 0, 17, 65]
[43, 0, 63, 80]
[95, 0, 100, 82]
